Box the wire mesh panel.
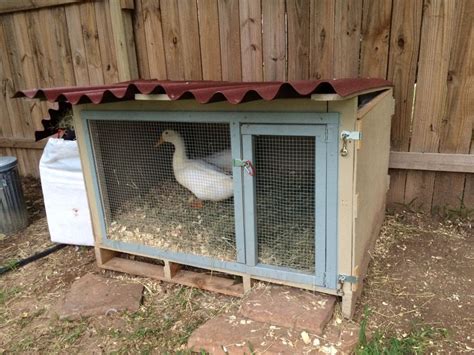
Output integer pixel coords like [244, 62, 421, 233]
[254, 135, 315, 273]
[88, 120, 236, 261]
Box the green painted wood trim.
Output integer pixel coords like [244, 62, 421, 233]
[242, 134, 257, 267]
[231, 121, 246, 263]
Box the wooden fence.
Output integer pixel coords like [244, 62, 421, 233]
[0, 0, 472, 211]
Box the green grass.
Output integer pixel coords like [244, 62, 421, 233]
[0, 286, 22, 305]
[357, 307, 448, 355]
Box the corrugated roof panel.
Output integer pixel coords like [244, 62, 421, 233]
[14, 78, 392, 105]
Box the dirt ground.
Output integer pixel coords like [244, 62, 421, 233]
[0, 178, 472, 353]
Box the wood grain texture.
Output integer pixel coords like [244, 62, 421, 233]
[109, 0, 133, 81]
[389, 152, 474, 173]
[160, 0, 185, 80]
[132, 0, 150, 79]
[122, 9, 139, 79]
[2, 13, 39, 138]
[0, 21, 15, 138]
[239, 0, 262, 81]
[177, 0, 202, 80]
[95, 0, 120, 84]
[334, 0, 363, 78]
[197, 0, 222, 80]
[287, 0, 310, 80]
[141, 0, 167, 79]
[65, 4, 90, 85]
[79, 2, 105, 85]
[262, 0, 286, 81]
[0, 0, 83, 14]
[309, 0, 335, 80]
[405, 0, 457, 211]
[432, 0, 474, 208]
[218, 0, 242, 81]
[359, 0, 392, 78]
[386, 0, 423, 205]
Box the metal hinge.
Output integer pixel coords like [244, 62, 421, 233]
[338, 274, 358, 284]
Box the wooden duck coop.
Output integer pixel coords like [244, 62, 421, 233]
[17, 79, 394, 317]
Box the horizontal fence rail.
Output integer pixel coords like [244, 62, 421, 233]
[0, 0, 472, 211]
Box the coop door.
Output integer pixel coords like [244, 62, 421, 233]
[241, 124, 337, 288]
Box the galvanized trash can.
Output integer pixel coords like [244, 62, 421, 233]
[0, 157, 28, 235]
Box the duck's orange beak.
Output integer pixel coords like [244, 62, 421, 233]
[155, 136, 165, 147]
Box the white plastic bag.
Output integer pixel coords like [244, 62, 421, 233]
[40, 138, 94, 246]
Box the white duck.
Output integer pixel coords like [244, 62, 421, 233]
[156, 130, 234, 205]
[202, 149, 232, 173]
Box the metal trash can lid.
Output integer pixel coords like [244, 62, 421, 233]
[0, 156, 18, 172]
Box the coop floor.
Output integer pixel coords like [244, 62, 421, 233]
[0, 178, 472, 353]
[106, 181, 315, 272]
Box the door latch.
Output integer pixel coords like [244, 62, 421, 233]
[233, 159, 256, 176]
[340, 131, 362, 157]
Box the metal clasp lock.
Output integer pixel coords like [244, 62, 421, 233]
[340, 131, 362, 157]
[233, 159, 256, 176]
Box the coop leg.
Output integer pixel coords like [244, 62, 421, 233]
[95, 247, 116, 267]
[190, 198, 204, 209]
[341, 283, 356, 319]
[164, 260, 182, 279]
[243, 275, 252, 293]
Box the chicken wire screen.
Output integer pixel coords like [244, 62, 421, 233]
[254, 135, 316, 273]
[88, 120, 236, 261]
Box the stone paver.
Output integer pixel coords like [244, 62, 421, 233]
[56, 273, 143, 320]
[240, 286, 336, 335]
[187, 314, 317, 355]
[188, 313, 361, 355]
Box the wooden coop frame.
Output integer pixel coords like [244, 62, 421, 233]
[18, 80, 394, 318]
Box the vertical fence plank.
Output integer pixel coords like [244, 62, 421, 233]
[262, 0, 286, 81]
[239, 0, 262, 81]
[432, 0, 474, 209]
[386, 0, 423, 205]
[309, 0, 335, 80]
[287, 0, 310, 80]
[65, 4, 91, 85]
[161, 0, 185, 80]
[404, 0, 457, 212]
[122, 10, 139, 80]
[177, 0, 202, 80]
[218, 0, 242, 81]
[333, 0, 362, 78]
[141, 0, 167, 79]
[197, 0, 222, 80]
[95, 0, 120, 84]
[3, 14, 38, 138]
[133, 0, 150, 79]
[359, 0, 392, 78]
[79, 2, 105, 85]
[0, 22, 14, 138]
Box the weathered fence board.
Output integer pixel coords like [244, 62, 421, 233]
[218, 0, 242, 81]
[309, 0, 334, 80]
[197, 0, 222, 80]
[432, 0, 474, 208]
[262, 0, 286, 81]
[386, 0, 423, 205]
[0, 0, 472, 211]
[239, 0, 262, 82]
[404, 0, 457, 211]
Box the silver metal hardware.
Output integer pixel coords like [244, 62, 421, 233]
[340, 131, 361, 157]
[338, 274, 358, 284]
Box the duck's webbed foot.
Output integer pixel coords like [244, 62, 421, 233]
[188, 197, 204, 209]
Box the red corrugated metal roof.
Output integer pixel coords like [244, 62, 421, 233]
[14, 78, 392, 105]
